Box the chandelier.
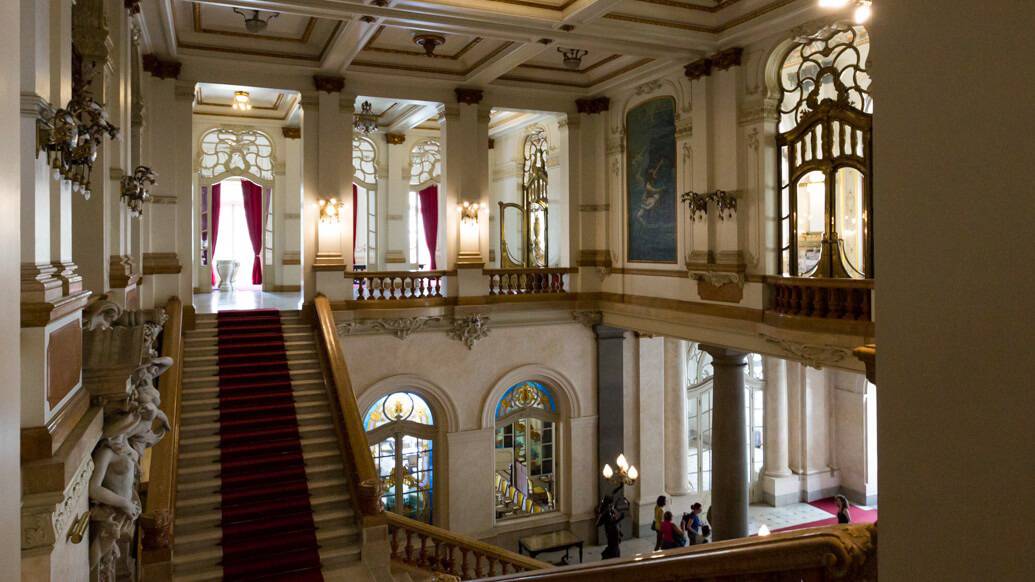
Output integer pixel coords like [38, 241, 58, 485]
[233, 8, 279, 33]
[37, 90, 120, 199]
[557, 47, 588, 70]
[232, 91, 252, 111]
[818, 0, 872, 23]
[120, 165, 157, 218]
[354, 101, 378, 134]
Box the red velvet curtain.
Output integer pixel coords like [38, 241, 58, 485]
[241, 180, 264, 285]
[417, 185, 439, 270]
[210, 183, 221, 286]
[352, 183, 359, 266]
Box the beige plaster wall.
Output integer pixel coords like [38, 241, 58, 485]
[342, 321, 598, 545]
[0, 0, 21, 574]
[872, 2, 1034, 579]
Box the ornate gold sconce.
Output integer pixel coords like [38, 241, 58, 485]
[457, 200, 486, 225]
[681, 190, 737, 221]
[319, 198, 347, 224]
[37, 92, 120, 199]
[120, 165, 157, 218]
[67, 510, 91, 544]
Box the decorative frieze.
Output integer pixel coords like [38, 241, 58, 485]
[448, 315, 490, 349]
[370, 317, 442, 340]
[760, 333, 851, 369]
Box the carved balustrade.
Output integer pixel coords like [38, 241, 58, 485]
[486, 523, 876, 582]
[765, 276, 874, 321]
[386, 513, 549, 580]
[486, 268, 573, 296]
[353, 271, 450, 300]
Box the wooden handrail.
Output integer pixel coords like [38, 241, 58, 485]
[762, 275, 874, 289]
[139, 296, 184, 575]
[313, 293, 383, 517]
[483, 523, 876, 581]
[484, 267, 578, 275]
[764, 276, 874, 321]
[386, 512, 550, 579]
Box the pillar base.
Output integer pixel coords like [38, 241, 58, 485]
[760, 473, 798, 507]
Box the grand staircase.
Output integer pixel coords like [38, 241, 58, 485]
[171, 309, 365, 581]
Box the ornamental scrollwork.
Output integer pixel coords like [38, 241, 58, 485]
[198, 128, 275, 182]
[681, 190, 737, 221]
[370, 317, 442, 340]
[448, 315, 490, 350]
[760, 333, 851, 369]
[37, 91, 120, 199]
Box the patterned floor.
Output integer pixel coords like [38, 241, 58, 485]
[194, 291, 303, 314]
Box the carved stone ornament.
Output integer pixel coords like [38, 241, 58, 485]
[760, 333, 851, 369]
[370, 316, 442, 340]
[684, 58, 713, 80]
[21, 456, 95, 554]
[313, 75, 346, 93]
[634, 80, 662, 95]
[448, 315, 490, 349]
[689, 270, 745, 289]
[572, 311, 603, 328]
[282, 126, 301, 139]
[712, 47, 744, 71]
[336, 321, 357, 335]
[455, 88, 484, 105]
[575, 96, 610, 114]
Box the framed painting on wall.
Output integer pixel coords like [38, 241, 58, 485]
[625, 97, 677, 263]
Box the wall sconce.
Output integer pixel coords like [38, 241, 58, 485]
[120, 165, 157, 218]
[457, 201, 486, 225]
[602, 453, 639, 487]
[319, 198, 346, 224]
[37, 92, 120, 200]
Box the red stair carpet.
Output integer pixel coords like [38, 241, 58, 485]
[215, 309, 324, 582]
[772, 497, 879, 533]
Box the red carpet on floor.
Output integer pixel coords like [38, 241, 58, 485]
[215, 309, 324, 582]
[772, 497, 878, 533]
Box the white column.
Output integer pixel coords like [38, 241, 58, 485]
[172, 80, 194, 306]
[664, 338, 690, 496]
[383, 134, 409, 267]
[704, 345, 748, 540]
[300, 92, 319, 300]
[761, 356, 795, 506]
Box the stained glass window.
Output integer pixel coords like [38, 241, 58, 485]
[494, 381, 558, 519]
[364, 392, 435, 523]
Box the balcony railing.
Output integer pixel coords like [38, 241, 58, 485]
[386, 512, 549, 580]
[352, 270, 451, 301]
[486, 268, 573, 296]
[765, 276, 874, 321]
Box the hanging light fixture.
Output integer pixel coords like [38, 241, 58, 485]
[232, 91, 252, 111]
[354, 100, 378, 135]
[557, 47, 588, 70]
[413, 33, 446, 57]
[817, 0, 872, 23]
[233, 8, 279, 33]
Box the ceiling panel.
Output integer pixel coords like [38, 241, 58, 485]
[194, 83, 300, 120]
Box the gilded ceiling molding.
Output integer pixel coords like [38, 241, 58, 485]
[142, 54, 181, 80]
[282, 126, 301, 139]
[313, 75, 345, 93]
[455, 88, 484, 105]
[759, 333, 852, 369]
[575, 97, 609, 114]
[386, 133, 406, 145]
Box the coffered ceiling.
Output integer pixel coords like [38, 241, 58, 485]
[194, 83, 300, 120]
[141, 0, 812, 94]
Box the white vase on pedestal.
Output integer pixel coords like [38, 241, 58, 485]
[216, 260, 239, 292]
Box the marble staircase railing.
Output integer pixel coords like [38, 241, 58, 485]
[386, 512, 550, 580]
[764, 276, 874, 322]
[483, 523, 877, 582]
[485, 268, 574, 296]
[352, 270, 453, 301]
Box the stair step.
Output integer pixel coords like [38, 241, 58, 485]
[181, 368, 323, 388]
[178, 435, 338, 464]
[179, 410, 334, 438]
[181, 378, 325, 398]
[184, 349, 318, 365]
[176, 447, 342, 480]
[175, 508, 355, 547]
[181, 399, 331, 424]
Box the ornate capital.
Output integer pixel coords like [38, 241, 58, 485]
[684, 58, 713, 80]
[141, 54, 181, 80]
[385, 132, 406, 145]
[313, 75, 346, 93]
[455, 88, 484, 105]
[575, 96, 610, 114]
[281, 126, 301, 139]
[712, 47, 743, 71]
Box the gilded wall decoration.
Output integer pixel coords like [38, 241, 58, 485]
[626, 97, 678, 263]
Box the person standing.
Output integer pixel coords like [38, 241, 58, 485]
[652, 496, 667, 551]
[835, 495, 852, 524]
[681, 502, 704, 545]
[597, 495, 625, 559]
[658, 511, 686, 550]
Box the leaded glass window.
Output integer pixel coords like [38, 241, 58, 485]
[409, 140, 441, 190]
[494, 381, 558, 519]
[364, 392, 435, 523]
[198, 128, 275, 182]
[777, 24, 872, 278]
[522, 128, 549, 267]
[353, 137, 378, 267]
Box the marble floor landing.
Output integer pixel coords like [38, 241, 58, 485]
[193, 290, 303, 314]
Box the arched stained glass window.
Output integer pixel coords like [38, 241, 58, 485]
[777, 24, 872, 279]
[494, 381, 558, 519]
[198, 128, 275, 182]
[364, 392, 435, 523]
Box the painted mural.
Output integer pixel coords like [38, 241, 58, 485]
[626, 97, 677, 263]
